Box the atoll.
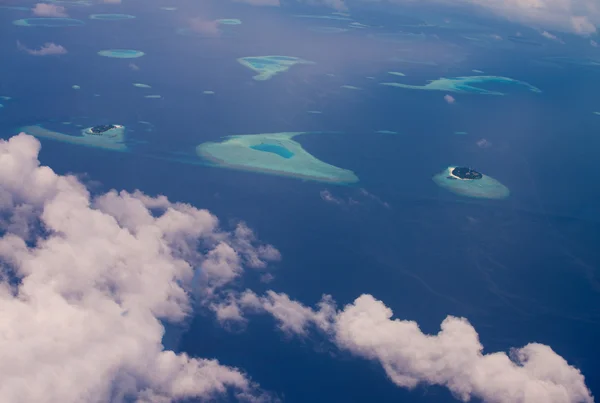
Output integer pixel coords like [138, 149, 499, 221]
[196, 132, 358, 184]
[98, 49, 145, 58]
[238, 56, 314, 81]
[433, 166, 509, 199]
[382, 75, 541, 95]
[89, 14, 136, 20]
[21, 123, 127, 151]
[13, 18, 85, 27]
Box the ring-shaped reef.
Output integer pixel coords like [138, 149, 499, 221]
[381, 75, 541, 95]
[238, 56, 314, 81]
[21, 123, 127, 151]
[89, 14, 136, 20]
[196, 132, 358, 184]
[98, 49, 145, 58]
[433, 166, 509, 199]
[13, 18, 85, 27]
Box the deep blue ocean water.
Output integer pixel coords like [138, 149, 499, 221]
[1, 0, 600, 401]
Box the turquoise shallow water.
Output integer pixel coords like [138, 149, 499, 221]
[250, 143, 295, 159]
[97, 49, 145, 58]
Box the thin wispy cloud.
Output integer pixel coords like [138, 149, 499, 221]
[541, 30, 564, 43]
[189, 17, 220, 36]
[17, 41, 67, 56]
[31, 3, 67, 17]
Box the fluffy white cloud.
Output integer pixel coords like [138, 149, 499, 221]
[0, 134, 279, 403]
[353, 0, 599, 34]
[31, 3, 68, 17]
[239, 291, 594, 403]
[17, 41, 67, 56]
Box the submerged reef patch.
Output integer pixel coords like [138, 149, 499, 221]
[238, 56, 314, 81]
[21, 123, 127, 151]
[98, 49, 145, 58]
[89, 14, 136, 20]
[13, 18, 85, 27]
[217, 19, 241, 25]
[308, 26, 348, 33]
[382, 75, 541, 95]
[433, 166, 509, 199]
[196, 132, 358, 184]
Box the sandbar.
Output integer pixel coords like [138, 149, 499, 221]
[203, 91, 215, 95]
[196, 132, 358, 184]
[21, 124, 127, 151]
[382, 75, 541, 95]
[238, 56, 314, 81]
[133, 83, 151, 88]
[145, 95, 162, 99]
[98, 49, 145, 58]
[433, 166, 509, 199]
[341, 85, 361, 90]
[72, 85, 80, 90]
[388, 71, 406, 77]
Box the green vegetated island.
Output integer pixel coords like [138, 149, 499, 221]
[382, 75, 541, 95]
[238, 56, 314, 80]
[196, 132, 358, 184]
[433, 166, 509, 199]
[22, 124, 127, 151]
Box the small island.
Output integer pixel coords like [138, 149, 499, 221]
[433, 166, 509, 199]
[21, 123, 127, 151]
[450, 166, 482, 180]
[88, 124, 121, 135]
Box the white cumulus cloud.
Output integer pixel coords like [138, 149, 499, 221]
[31, 3, 68, 17]
[358, 0, 599, 35]
[0, 133, 279, 403]
[238, 291, 594, 403]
